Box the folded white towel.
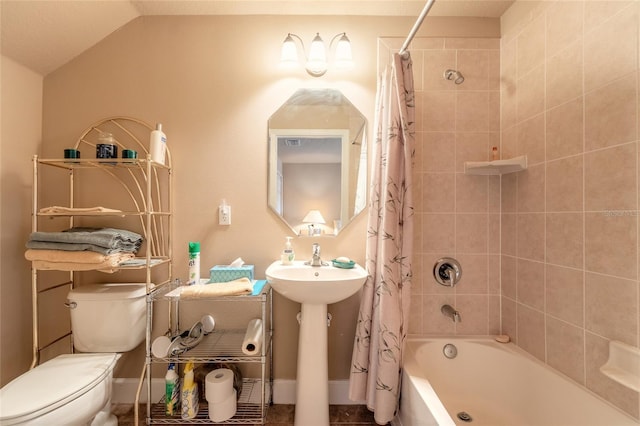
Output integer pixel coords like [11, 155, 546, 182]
[179, 278, 253, 299]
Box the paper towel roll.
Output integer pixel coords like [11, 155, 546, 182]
[205, 368, 234, 403]
[208, 389, 237, 422]
[242, 318, 263, 356]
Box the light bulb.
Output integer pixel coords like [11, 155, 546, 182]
[280, 34, 298, 65]
[306, 33, 327, 76]
[334, 33, 353, 68]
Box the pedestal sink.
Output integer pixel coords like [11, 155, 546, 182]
[265, 260, 367, 426]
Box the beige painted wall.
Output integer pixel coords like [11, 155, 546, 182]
[31, 14, 498, 384]
[0, 55, 43, 385]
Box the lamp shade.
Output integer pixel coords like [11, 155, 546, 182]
[334, 33, 353, 67]
[306, 33, 327, 76]
[302, 210, 326, 224]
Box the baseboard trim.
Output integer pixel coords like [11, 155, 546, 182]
[113, 378, 364, 405]
[273, 379, 364, 405]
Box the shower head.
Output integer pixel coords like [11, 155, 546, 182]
[444, 69, 464, 84]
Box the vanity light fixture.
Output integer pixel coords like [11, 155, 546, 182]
[302, 209, 326, 236]
[280, 32, 353, 77]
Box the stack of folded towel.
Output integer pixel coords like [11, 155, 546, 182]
[25, 227, 143, 272]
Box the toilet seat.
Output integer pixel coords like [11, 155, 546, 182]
[0, 353, 119, 424]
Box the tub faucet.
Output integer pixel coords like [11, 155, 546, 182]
[441, 304, 461, 323]
[305, 243, 327, 267]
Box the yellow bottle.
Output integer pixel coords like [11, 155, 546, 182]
[181, 361, 199, 419]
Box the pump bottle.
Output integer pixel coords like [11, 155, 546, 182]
[281, 236, 295, 265]
[150, 123, 167, 165]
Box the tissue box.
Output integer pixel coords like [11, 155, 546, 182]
[209, 265, 254, 283]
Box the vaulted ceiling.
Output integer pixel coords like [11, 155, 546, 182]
[1, 0, 513, 76]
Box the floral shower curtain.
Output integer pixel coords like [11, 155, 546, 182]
[349, 52, 415, 424]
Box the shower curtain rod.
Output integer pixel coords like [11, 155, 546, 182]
[399, 0, 437, 56]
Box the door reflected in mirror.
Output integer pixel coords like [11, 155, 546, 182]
[268, 89, 367, 236]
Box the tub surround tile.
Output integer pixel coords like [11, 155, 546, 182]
[516, 213, 545, 261]
[516, 64, 545, 122]
[585, 333, 640, 420]
[455, 132, 490, 173]
[516, 303, 546, 361]
[585, 212, 637, 280]
[422, 214, 455, 253]
[456, 214, 488, 253]
[585, 143, 637, 212]
[455, 254, 489, 294]
[545, 264, 584, 327]
[501, 255, 517, 300]
[423, 173, 455, 212]
[546, 97, 584, 161]
[456, 91, 490, 132]
[516, 258, 545, 311]
[456, 295, 489, 335]
[546, 316, 585, 385]
[546, 1, 583, 58]
[546, 156, 583, 212]
[423, 132, 455, 172]
[585, 272, 638, 346]
[516, 164, 545, 213]
[423, 295, 456, 335]
[517, 114, 545, 166]
[545, 213, 584, 269]
[545, 42, 584, 110]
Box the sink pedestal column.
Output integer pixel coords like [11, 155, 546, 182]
[295, 303, 329, 426]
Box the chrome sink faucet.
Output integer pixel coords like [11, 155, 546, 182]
[305, 243, 327, 267]
[441, 304, 461, 323]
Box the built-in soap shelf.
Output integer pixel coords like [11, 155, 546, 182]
[464, 155, 527, 175]
[600, 340, 640, 392]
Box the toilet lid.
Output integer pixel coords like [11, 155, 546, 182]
[0, 353, 119, 422]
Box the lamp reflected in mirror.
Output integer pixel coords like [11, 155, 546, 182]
[302, 210, 326, 236]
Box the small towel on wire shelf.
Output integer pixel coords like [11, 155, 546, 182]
[179, 278, 253, 299]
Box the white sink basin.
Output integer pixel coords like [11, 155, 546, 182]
[265, 260, 367, 304]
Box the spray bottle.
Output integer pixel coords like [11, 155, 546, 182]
[165, 363, 180, 416]
[181, 361, 199, 419]
[188, 242, 200, 285]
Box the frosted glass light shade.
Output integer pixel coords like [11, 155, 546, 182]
[306, 33, 327, 76]
[280, 34, 299, 64]
[334, 33, 353, 68]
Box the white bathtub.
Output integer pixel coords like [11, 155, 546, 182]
[397, 336, 639, 426]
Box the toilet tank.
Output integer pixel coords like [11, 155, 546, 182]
[67, 283, 147, 352]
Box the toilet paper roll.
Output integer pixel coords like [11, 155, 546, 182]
[242, 318, 263, 356]
[205, 368, 235, 403]
[208, 389, 237, 422]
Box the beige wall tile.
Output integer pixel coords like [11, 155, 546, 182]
[501, 296, 517, 342]
[488, 254, 501, 295]
[501, 254, 517, 299]
[546, 316, 585, 385]
[546, 1, 583, 58]
[408, 296, 423, 334]
[546, 213, 584, 270]
[488, 213, 500, 254]
[546, 264, 584, 327]
[488, 295, 501, 334]
[423, 132, 455, 172]
[516, 13, 545, 78]
[584, 6, 638, 92]
[424, 50, 456, 90]
[422, 213, 456, 253]
[458, 50, 489, 91]
[585, 332, 640, 418]
[456, 214, 488, 253]
[517, 213, 545, 261]
[517, 165, 545, 213]
[488, 175, 501, 213]
[488, 50, 501, 91]
[585, 212, 637, 279]
[585, 142, 637, 211]
[501, 172, 517, 213]
[546, 97, 584, 161]
[585, 73, 638, 151]
[456, 295, 488, 334]
[516, 64, 545, 122]
[489, 90, 501, 132]
[456, 91, 490, 132]
[517, 258, 545, 310]
[585, 272, 638, 345]
[455, 132, 490, 172]
[424, 90, 456, 131]
[423, 172, 455, 212]
[456, 254, 488, 294]
[517, 113, 545, 165]
[456, 173, 488, 213]
[546, 155, 583, 212]
[546, 41, 583, 110]
[501, 213, 517, 256]
[422, 294, 456, 334]
[517, 303, 546, 361]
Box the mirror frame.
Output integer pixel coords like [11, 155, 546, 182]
[267, 89, 367, 236]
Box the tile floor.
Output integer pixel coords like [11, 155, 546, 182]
[114, 403, 381, 425]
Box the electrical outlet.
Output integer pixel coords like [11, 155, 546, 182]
[219, 204, 231, 225]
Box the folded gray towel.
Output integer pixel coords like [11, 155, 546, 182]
[25, 240, 138, 255]
[28, 227, 143, 253]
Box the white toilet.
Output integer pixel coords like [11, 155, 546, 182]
[0, 283, 147, 425]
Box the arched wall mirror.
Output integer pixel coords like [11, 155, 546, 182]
[268, 89, 367, 236]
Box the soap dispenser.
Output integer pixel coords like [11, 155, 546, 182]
[281, 236, 295, 265]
